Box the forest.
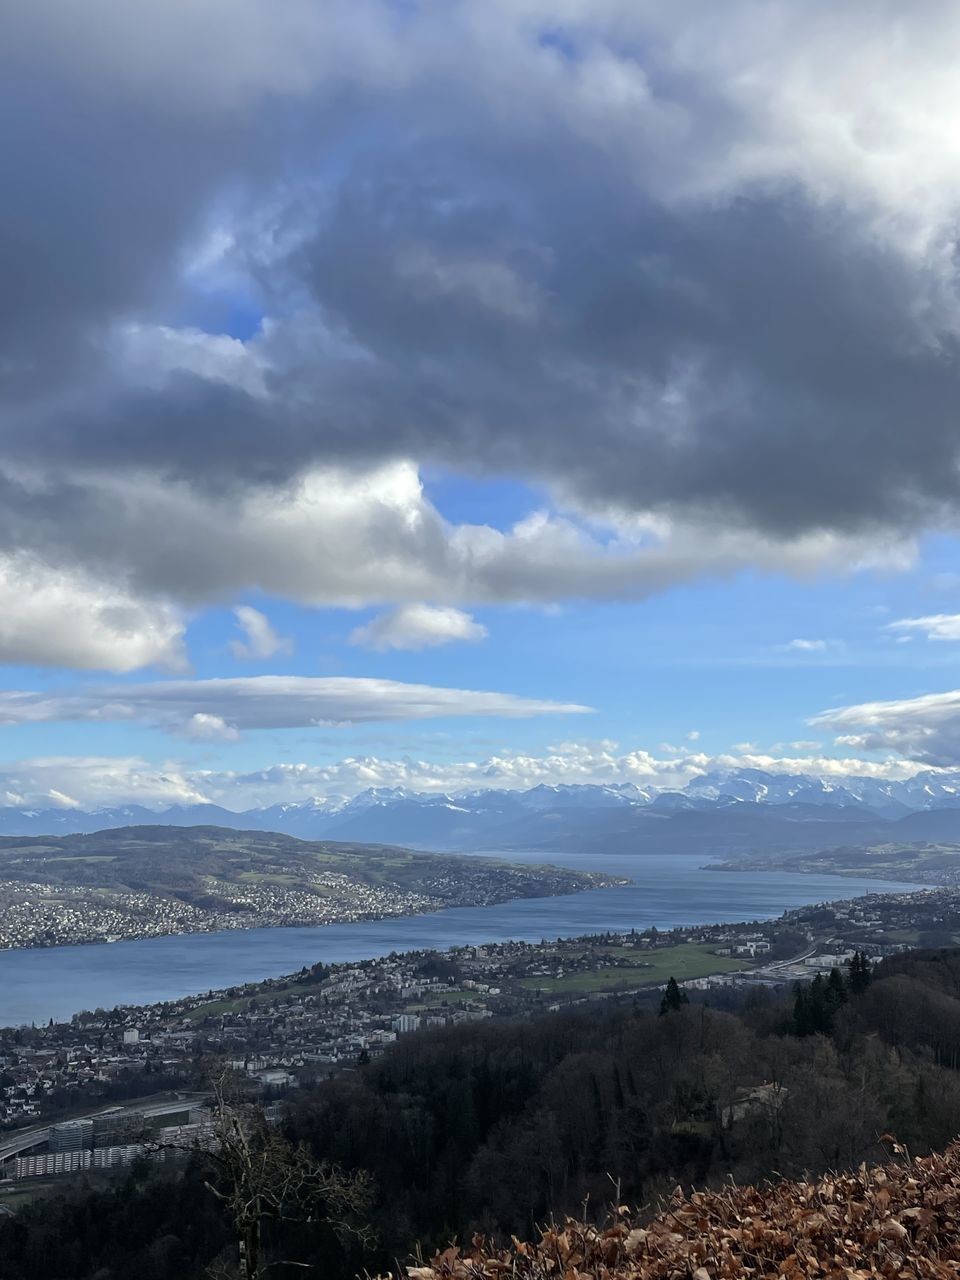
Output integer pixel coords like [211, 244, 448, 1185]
[6, 948, 960, 1278]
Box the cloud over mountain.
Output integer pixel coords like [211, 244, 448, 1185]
[0, 742, 928, 813]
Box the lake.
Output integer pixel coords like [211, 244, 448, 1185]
[0, 851, 922, 1026]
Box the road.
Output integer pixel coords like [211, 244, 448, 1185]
[766, 940, 821, 971]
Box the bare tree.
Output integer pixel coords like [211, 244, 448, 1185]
[153, 1071, 375, 1279]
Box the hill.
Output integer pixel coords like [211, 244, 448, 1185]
[0, 825, 617, 949]
[7, 945, 960, 1277]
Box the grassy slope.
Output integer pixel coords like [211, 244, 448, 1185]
[0, 825, 609, 903]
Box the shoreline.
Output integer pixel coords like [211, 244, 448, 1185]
[0, 856, 922, 1028]
[705, 859, 937, 887]
[0, 871, 625, 955]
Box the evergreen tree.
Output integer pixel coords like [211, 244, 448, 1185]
[793, 970, 848, 1037]
[825, 966, 848, 1017]
[659, 976, 689, 1015]
[793, 983, 814, 1037]
[848, 950, 872, 995]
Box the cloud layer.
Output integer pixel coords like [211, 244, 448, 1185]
[2, 2, 960, 665]
[0, 675, 590, 737]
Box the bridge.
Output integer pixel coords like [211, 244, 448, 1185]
[0, 1123, 51, 1166]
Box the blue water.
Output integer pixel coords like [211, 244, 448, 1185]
[0, 851, 922, 1026]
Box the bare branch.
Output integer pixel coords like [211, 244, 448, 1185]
[188, 1068, 376, 1279]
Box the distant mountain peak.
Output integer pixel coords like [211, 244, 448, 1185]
[3, 767, 960, 849]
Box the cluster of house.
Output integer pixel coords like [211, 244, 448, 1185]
[1, 929, 739, 1127]
[0, 955, 510, 1131]
[0, 872, 445, 950]
[0, 879, 210, 949]
[0, 1023, 195, 1128]
[788, 887, 960, 936]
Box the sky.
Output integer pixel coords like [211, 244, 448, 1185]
[4, 1, 960, 810]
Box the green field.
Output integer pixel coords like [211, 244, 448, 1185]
[43, 855, 118, 864]
[518, 942, 751, 995]
[185, 972, 326, 1020]
[236, 871, 301, 885]
[184, 997, 247, 1019]
[409, 989, 472, 1008]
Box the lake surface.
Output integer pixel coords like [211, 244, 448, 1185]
[0, 851, 922, 1026]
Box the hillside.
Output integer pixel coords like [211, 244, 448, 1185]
[0, 825, 617, 949]
[8, 947, 960, 1277]
[408, 1141, 960, 1280]
[714, 840, 960, 885]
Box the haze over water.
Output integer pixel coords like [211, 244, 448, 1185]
[0, 853, 921, 1026]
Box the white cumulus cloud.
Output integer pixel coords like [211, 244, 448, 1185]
[184, 713, 241, 742]
[350, 604, 488, 651]
[2, 461, 912, 614]
[230, 605, 293, 661]
[0, 755, 210, 810]
[0, 556, 185, 672]
[887, 614, 960, 642]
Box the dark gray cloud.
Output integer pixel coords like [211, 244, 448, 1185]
[6, 78, 955, 529]
[0, 0, 958, 637]
[282, 162, 960, 537]
[16, 157, 957, 539]
[0, 48, 249, 398]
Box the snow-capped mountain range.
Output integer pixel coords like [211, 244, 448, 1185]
[8, 768, 960, 852]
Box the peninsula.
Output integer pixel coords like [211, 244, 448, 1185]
[0, 825, 622, 950]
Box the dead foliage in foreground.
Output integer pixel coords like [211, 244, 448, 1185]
[402, 1139, 960, 1279]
